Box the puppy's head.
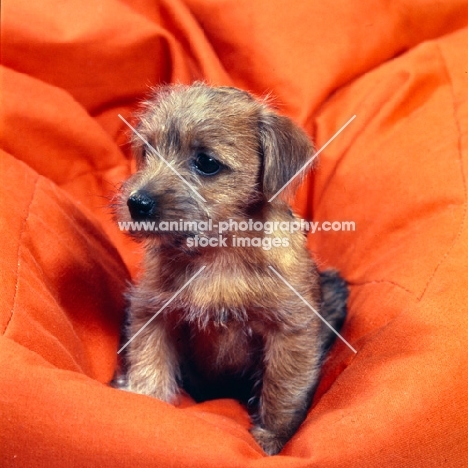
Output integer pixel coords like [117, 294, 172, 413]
[116, 83, 313, 240]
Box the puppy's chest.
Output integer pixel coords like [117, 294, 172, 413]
[167, 260, 275, 317]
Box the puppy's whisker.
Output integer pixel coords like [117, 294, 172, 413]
[118, 113, 206, 202]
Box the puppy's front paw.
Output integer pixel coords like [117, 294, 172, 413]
[111, 371, 178, 404]
[250, 426, 287, 456]
[128, 379, 179, 403]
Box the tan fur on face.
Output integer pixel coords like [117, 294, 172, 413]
[113, 83, 346, 456]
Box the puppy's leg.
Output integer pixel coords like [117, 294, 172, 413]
[251, 329, 321, 455]
[120, 315, 180, 403]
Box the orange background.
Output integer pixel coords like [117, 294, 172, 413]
[1, 1, 468, 466]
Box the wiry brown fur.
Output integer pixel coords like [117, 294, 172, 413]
[113, 83, 347, 455]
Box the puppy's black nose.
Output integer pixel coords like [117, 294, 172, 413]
[127, 191, 156, 220]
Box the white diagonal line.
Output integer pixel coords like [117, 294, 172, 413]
[268, 265, 357, 354]
[268, 115, 356, 202]
[118, 266, 206, 354]
[118, 114, 206, 202]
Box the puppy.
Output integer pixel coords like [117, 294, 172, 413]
[114, 83, 348, 455]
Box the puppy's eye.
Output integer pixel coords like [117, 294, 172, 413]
[193, 153, 221, 176]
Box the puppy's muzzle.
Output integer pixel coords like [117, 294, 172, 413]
[127, 190, 157, 220]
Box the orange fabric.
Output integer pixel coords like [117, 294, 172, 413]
[1, 1, 468, 466]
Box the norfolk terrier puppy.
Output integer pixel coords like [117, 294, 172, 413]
[114, 83, 348, 455]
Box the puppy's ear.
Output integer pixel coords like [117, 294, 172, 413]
[258, 111, 314, 200]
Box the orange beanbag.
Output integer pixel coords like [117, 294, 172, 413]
[1, 0, 468, 466]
